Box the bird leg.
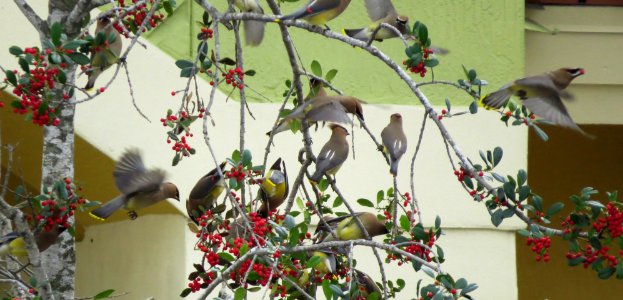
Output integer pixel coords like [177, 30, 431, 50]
[128, 211, 138, 220]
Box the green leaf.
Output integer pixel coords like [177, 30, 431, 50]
[400, 215, 411, 232]
[491, 209, 503, 227]
[546, 202, 564, 217]
[332, 196, 343, 208]
[180, 288, 192, 298]
[311, 60, 322, 77]
[163, 0, 174, 16]
[5, 70, 17, 85]
[234, 287, 247, 300]
[218, 252, 235, 262]
[50, 22, 62, 46]
[518, 186, 531, 201]
[219, 57, 236, 65]
[461, 283, 479, 295]
[318, 178, 329, 192]
[242, 149, 252, 167]
[517, 169, 527, 187]
[9, 46, 23, 56]
[424, 58, 439, 68]
[175, 59, 194, 69]
[244, 69, 256, 76]
[417, 23, 428, 46]
[322, 280, 332, 300]
[421, 266, 435, 278]
[531, 124, 549, 141]
[532, 195, 543, 212]
[455, 278, 467, 289]
[434, 215, 441, 228]
[62, 40, 89, 50]
[325, 69, 338, 82]
[94, 289, 115, 300]
[376, 190, 384, 203]
[50, 53, 62, 64]
[492, 147, 503, 167]
[57, 69, 67, 84]
[66, 52, 90, 65]
[468, 69, 477, 82]
[357, 198, 374, 208]
[232, 149, 241, 163]
[469, 101, 478, 114]
[598, 267, 615, 279]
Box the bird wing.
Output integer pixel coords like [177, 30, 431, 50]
[283, 0, 341, 19]
[189, 173, 219, 201]
[364, 0, 397, 21]
[305, 99, 352, 125]
[114, 149, 148, 194]
[522, 97, 581, 131]
[481, 83, 513, 109]
[125, 169, 167, 198]
[91, 48, 118, 69]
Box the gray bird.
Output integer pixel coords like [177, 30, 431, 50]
[269, 95, 364, 136]
[233, 0, 265, 46]
[186, 162, 227, 224]
[344, 0, 410, 42]
[381, 113, 407, 176]
[89, 149, 180, 220]
[279, 0, 352, 27]
[316, 212, 388, 241]
[258, 158, 289, 218]
[481, 68, 587, 134]
[85, 17, 122, 90]
[310, 124, 350, 183]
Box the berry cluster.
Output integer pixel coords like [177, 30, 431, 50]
[114, 0, 171, 36]
[592, 202, 623, 238]
[161, 109, 202, 165]
[437, 109, 447, 120]
[453, 168, 485, 201]
[222, 67, 245, 90]
[198, 27, 214, 40]
[3, 47, 69, 126]
[403, 47, 434, 77]
[24, 178, 90, 232]
[526, 236, 551, 262]
[225, 165, 263, 183]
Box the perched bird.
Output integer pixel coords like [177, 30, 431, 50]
[187, 162, 227, 224]
[344, 0, 410, 42]
[89, 149, 180, 220]
[0, 227, 66, 257]
[0, 232, 26, 257]
[233, 0, 265, 46]
[279, 0, 352, 27]
[318, 212, 388, 241]
[258, 158, 289, 218]
[481, 68, 587, 134]
[85, 17, 122, 90]
[349, 269, 382, 299]
[310, 124, 350, 183]
[311, 250, 336, 274]
[268, 95, 363, 136]
[381, 113, 407, 176]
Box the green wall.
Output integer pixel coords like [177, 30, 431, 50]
[145, 0, 524, 105]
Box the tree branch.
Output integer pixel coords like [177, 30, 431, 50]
[13, 0, 46, 34]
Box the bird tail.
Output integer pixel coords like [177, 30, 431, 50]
[84, 71, 100, 91]
[480, 86, 512, 110]
[309, 170, 323, 184]
[279, 6, 310, 21]
[244, 20, 265, 46]
[89, 195, 126, 220]
[389, 158, 400, 176]
[343, 28, 367, 41]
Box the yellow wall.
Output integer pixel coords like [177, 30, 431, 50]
[521, 5, 623, 300]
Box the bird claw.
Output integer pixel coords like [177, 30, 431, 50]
[128, 211, 138, 220]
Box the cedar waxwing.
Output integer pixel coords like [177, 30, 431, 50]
[269, 95, 363, 136]
[311, 250, 336, 274]
[481, 68, 587, 134]
[89, 149, 180, 220]
[233, 0, 265, 46]
[0, 232, 27, 257]
[258, 158, 289, 218]
[310, 124, 350, 183]
[318, 212, 388, 241]
[349, 269, 381, 299]
[0, 227, 66, 257]
[279, 0, 352, 27]
[381, 113, 407, 176]
[187, 162, 227, 224]
[85, 17, 122, 90]
[343, 0, 409, 42]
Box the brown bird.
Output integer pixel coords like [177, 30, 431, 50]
[381, 113, 407, 176]
[318, 212, 388, 241]
[186, 162, 227, 224]
[310, 124, 350, 183]
[268, 94, 364, 136]
[89, 149, 180, 220]
[349, 269, 382, 299]
[481, 67, 587, 134]
[85, 17, 122, 90]
[258, 158, 289, 218]
[344, 0, 410, 42]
